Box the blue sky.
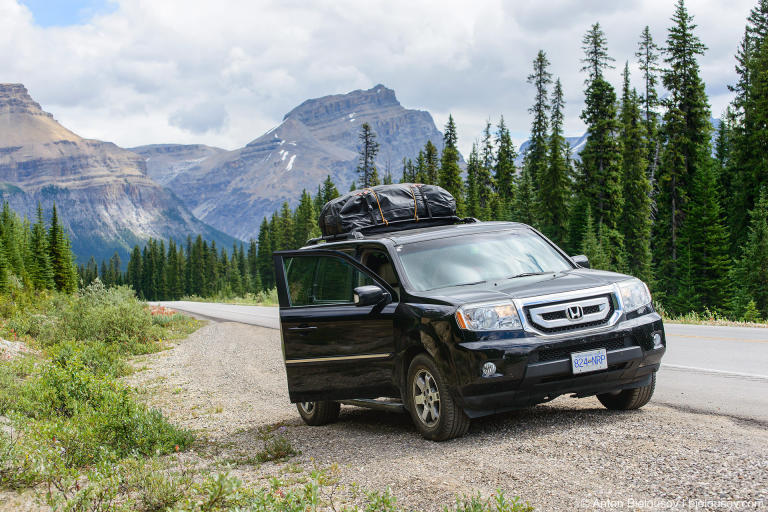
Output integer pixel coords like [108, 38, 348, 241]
[19, 0, 116, 26]
[2, 0, 759, 155]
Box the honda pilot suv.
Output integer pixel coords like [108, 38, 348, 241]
[273, 220, 665, 441]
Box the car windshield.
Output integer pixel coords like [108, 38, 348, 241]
[396, 229, 573, 291]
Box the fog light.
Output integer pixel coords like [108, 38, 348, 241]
[482, 362, 497, 377]
[653, 332, 663, 348]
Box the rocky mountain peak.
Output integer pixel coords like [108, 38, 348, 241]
[0, 83, 53, 118]
[283, 84, 400, 127]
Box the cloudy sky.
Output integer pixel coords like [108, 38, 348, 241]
[1, 0, 757, 155]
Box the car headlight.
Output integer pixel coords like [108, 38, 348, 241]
[455, 302, 522, 331]
[618, 279, 652, 312]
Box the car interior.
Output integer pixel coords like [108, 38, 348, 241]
[361, 250, 400, 300]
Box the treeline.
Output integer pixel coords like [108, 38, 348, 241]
[79, 177, 341, 300]
[0, 202, 78, 293]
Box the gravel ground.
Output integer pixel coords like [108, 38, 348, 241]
[122, 320, 768, 511]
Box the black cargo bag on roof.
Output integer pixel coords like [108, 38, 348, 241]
[318, 183, 456, 237]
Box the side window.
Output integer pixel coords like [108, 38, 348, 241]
[284, 257, 316, 306]
[284, 255, 374, 307]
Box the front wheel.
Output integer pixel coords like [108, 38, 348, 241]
[296, 400, 340, 425]
[597, 373, 656, 410]
[406, 354, 470, 441]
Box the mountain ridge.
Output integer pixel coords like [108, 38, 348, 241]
[0, 83, 236, 263]
[139, 84, 447, 241]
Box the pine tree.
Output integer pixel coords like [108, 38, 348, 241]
[513, 167, 536, 226]
[619, 63, 653, 283]
[477, 121, 497, 219]
[257, 218, 274, 289]
[538, 78, 570, 245]
[47, 203, 77, 292]
[654, 0, 712, 303]
[465, 144, 481, 218]
[673, 162, 730, 313]
[29, 203, 54, 290]
[576, 23, 624, 269]
[525, 50, 552, 191]
[494, 117, 517, 218]
[277, 202, 295, 251]
[731, 187, 768, 318]
[424, 141, 439, 185]
[127, 245, 142, 294]
[293, 190, 318, 247]
[356, 123, 380, 188]
[438, 115, 464, 213]
[580, 209, 609, 270]
[0, 238, 9, 293]
[636, 26, 662, 184]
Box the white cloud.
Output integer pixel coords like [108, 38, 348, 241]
[0, 0, 757, 155]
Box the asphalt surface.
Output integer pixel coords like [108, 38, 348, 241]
[155, 301, 768, 423]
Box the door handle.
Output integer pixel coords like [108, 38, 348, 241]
[288, 325, 317, 331]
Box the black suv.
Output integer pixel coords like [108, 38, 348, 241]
[273, 221, 665, 441]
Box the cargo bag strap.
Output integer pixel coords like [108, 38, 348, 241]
[408, 185, 419, 221]
[366, 188, 389, 226]
[415, 185, 432, 219]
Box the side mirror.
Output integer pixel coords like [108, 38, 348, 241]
[572, 254, 590, 268]
[353, 285, 390, 307]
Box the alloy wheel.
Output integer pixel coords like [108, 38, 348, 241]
[412, 368, 441, 427]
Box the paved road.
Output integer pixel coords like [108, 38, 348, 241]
[156, 301, 768, 423]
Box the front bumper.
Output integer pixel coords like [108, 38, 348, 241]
[451, 313, 665, 417]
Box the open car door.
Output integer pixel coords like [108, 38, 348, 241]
[273, 249, 399, 403]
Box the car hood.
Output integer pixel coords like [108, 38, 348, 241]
[418, 269, 630, 306]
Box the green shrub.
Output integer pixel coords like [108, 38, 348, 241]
[37, 282, 161, 353]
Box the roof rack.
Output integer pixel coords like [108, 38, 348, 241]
[305, 216, 479, 246]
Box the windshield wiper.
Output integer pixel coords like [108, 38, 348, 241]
[506, 272, 553, 279]
[427, 280, 486, 290]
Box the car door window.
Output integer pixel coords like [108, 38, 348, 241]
[284, 255, 374, 307]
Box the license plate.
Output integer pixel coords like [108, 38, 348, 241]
[571, 348, 607, 374]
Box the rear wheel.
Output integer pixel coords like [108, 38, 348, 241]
[597, 373, 656, 410]
[296, 400, 340, 425]
[406, 354, 470, 441]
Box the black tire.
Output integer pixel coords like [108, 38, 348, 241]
[597, 373, 656, 410]
[296, 400, 341, 426]
[406, 353, 470, 441]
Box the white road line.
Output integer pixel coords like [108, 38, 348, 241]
[663, 364, 768, 381]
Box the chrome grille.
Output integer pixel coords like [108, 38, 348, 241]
[525, 294, 614, 334]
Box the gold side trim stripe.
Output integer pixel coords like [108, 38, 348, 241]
[285, 353, 392, 365]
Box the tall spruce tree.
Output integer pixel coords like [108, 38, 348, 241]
[257, 218, 274, 289]
[294, 190, 318, 247]
[47, 203, 77, 292]
[524, 50, 552, 194]
[731, 187, 768, 318]
[538, 78, 570, 245]
[477, 121, 497, 219]
[356, 123, 380, 188]
[29, 203, 54, 290]
[495, 117, 517, 220]
[619, 63, 653, 283]
[465, 144, 481, 218]
[654, 0, 712, 304]
[424, 140, 440, 185]
[438, 115, 464, 213]
[576, 22, 624, 270]
[636, 26, 662, 183]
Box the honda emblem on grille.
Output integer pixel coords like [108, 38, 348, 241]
[566, 305, 583, 320]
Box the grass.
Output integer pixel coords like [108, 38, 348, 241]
[180, 287, 279, 306]
[0, 281, 534, 511]
[656, 302, 768, 328]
